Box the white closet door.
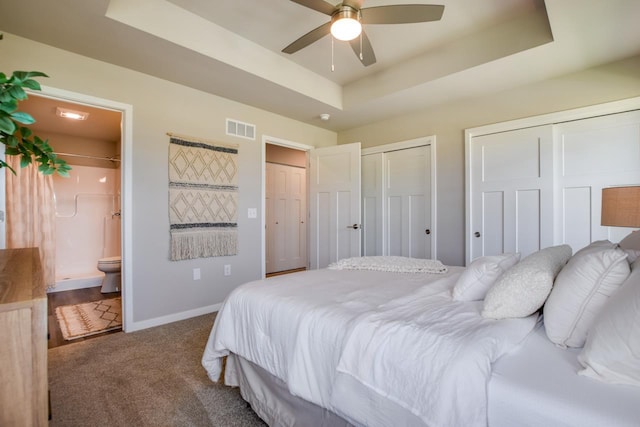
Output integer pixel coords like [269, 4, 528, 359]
[309, 143, 361, 269]
[265, 163, 307, 274]
[555, 110, 640, 248]
[469, 125, 554, 262]
[385, 146, 432, 258]
[362, 153, 383, 256]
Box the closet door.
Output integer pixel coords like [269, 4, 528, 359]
[385, 146, 432, 258]
[265, 163, 307, 274]
[469, 125, 554, 262]
[361, 153, 383, 256]
[555, 110, 640, 249]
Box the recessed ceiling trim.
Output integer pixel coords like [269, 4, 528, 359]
[105, 0, 343, 110]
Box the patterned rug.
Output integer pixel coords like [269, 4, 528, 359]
[55, 297, 122, 340]
[168, 134, 239, 261]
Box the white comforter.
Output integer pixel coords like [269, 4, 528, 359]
[202, 267, 538, 427]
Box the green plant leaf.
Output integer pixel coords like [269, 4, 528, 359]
[5, 135, 19, 147]
[19, 126, 32, 138]
[19, 155, 31, 168]
[4, 147, 19, 156]
[21, 79, 42, 90]
[10, 111, 35, 124]
[8, 85, 27, 100]
[0, 116, 16, 134]
[0, 99, 17, 114]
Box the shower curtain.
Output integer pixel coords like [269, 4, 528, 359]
[5, 155, 57, 289]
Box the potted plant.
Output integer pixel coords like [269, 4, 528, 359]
[0, 35, 70, 176]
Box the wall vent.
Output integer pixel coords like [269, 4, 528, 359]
[226, 118, 256, 140]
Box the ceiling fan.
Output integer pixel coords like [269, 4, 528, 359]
[282, 0, 445, 67]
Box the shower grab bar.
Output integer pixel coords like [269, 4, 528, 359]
[54, 152, 121, 162]
[55, 192, 120, 218]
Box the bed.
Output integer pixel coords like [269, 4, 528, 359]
[202, 247, 640, 427]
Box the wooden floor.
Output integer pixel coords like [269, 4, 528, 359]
[48, 286, 122, 349]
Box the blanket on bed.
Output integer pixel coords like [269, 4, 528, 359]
[202, 267, 537, 427]
[328, 256, 448, 273]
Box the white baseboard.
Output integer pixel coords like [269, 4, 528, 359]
[124, 302, 222, 332]
[49, 276, 103, 293]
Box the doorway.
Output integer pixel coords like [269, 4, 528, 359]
[0, 86, 133, 331]
[265, 143, 308, 275]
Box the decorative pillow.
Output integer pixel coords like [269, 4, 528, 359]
[452, 253, 520, 301]
[578, 259, 640, 386]
[619, 231, 640, 263]
[543, 241, 630, 347]
[482, 245, 572, 319]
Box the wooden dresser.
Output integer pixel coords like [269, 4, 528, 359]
[0, 248, 48, 426]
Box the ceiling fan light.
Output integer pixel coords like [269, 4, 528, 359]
[331, 8, 362, 41]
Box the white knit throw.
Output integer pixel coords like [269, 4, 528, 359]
[328, 256, 448, 274]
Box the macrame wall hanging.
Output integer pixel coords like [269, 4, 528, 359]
[167, 133, 239, 261]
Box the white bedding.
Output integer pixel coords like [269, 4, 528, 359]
[202, 266, 538, 427]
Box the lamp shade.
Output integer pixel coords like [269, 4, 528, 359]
[601, 186, 640, 227]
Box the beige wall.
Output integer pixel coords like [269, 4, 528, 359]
[338, 55, 640, 266]
[1, 33, 337, 326]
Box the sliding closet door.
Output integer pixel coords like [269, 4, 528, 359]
[361, 153, 383, 256]
[555, 110, 640, 249]
[469, 125, 554, 261]
[385, 146, 432, 258]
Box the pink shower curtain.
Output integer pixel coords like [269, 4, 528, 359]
[5, 155, 57, 289]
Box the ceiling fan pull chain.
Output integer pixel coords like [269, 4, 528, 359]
[359, 10, 364, 61]
[331, 36, 335, 72]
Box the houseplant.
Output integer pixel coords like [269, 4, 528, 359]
[0, 35, 70, 176]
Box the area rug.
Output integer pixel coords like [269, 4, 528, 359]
[168, 133, 239, 261]
[55, 297, 122, 340]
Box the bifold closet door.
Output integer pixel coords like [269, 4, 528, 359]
[362, 153, 383, 256]
[265, 163, 307, 274]
[469, 125, 554, 261]
[554, 110, 640, 249]
[385, 145, 432, 259]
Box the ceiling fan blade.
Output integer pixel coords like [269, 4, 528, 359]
[360, 4, 445, 25]
[349, 30, 376, 66]
[290, 0, 336, 16]
[282, 21, 332, 54]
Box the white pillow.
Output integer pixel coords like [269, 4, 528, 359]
[482, 245, 572, 319]
[544, 241, 630, 347]
[578, 259, 640, 386]
[452, 253, 520, 301]
[619, 231, 640, 263]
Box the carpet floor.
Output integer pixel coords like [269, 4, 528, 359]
[48, 313, 266, 427]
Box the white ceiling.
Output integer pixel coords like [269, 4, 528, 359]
[1, 0, 640, 132]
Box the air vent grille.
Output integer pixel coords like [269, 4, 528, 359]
[226, 118, 256, 140]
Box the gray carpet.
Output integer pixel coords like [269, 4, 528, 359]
[48, 313, 267, 426]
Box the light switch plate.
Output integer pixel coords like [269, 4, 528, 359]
[248, 208, 257, 219]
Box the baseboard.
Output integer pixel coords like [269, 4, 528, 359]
[124, 302, 222, 332]
[49, 276, 103, 293]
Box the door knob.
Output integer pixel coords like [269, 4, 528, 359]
[347, 224, 360, 230]
[474, 231, 481, 238]
[425, 229, 431, 235]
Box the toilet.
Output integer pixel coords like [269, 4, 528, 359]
[97, 256, 121, 293]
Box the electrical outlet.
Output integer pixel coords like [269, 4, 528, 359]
[193, 268, 201, 280]
[224, 264, 231, 276]
[248, 208, 257, 219]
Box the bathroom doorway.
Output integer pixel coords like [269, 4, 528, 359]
[264, 141, 309, 276]
[16, 94, 123, 293]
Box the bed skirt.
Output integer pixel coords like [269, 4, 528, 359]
[230, 354, 352, 427]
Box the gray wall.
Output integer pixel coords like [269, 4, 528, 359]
[1, 33, 337, 327]
[338, 55, 640, 266]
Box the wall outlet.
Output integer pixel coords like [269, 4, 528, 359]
[248, 208, 257, 219]
[193, 268, 201, 280]
[224, 264, 231, 276]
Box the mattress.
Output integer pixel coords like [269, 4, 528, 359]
[488, 323, 640, 427]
